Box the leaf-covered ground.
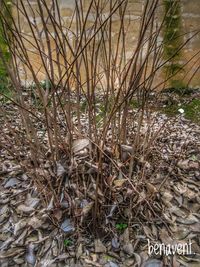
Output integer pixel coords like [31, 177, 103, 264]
[0, 97, 200, 267]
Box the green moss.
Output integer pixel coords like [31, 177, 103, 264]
[163, 87, 195, 96]
[163, 0, 185, 90]
[130, 99, 140, 109]
[163, 103, 178, 116]
[163, 86, 195, 96]
[163, 0, 181, 48]
[63, 239, 73, 247]
[95, 102, 106, 125]
[115, 222, 128, 231]
[164, 63, 184, 78]
[0, 1, 12, 97]
[80, 99, 88, 112]
[183, 99, 200, 123]
[170, 79, 185, 90]
[163, 99, 200, 124]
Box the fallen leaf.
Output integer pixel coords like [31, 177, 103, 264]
[95, 239, 107, 253]
[0, 247, 25, 259]
[28, 217, 43, 229]
[60, 218, 75, 233]
[123, 243, 134, 255]
[17, 204, 35, 213]
[111, 237, 120, 249]
[14, 219, 27, 235]
[107, 204, 117, 218]
[176, 214, 199, 225]
[142, 259, 163, 267]
[146, 183, 157, 195]
[114, 179, 126, 187]
[82, 201, 94, 216]
[56, 162, 66, 176]
[109, 261, 119, 267]
[177, 160, 190, 170]
[25, 194, 40, 208]
[76, 243, 83, 259]
[4, 177, 20, 188]
[72, 138, 90, 154]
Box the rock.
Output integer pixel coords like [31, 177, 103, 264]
[95, 239, 107, 253]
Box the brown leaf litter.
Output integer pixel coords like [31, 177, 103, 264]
[0, 103, 200, 266]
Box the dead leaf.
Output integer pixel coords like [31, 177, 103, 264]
[60, 218, 75, 233]
[4, 177, 20, 188]
[142, 259, 163, 267]
[76, 243, 83, 259]
[159, 228, 173, 244]
[84, 258, 102, 266]
[111, 237, 120, 249]
[177, 160, 190, 170]
[72, 138, 90, 154]
[123, 243, 134, 255]
[176, 214, 199, 225]
[82, 201, 94, 216]
[56, 162, 66, 176]
[17, 204, 35, 213]
[25, 194, 40, 208]
[28, 217, 43, 229]
[109, 262, 119, 267]
[0, 247, 25, 259]
[107, 204, 117, 218]
[114, 179, 126, 187]
[14, 219, 27, 235]
[146, 183, 157, 195]
[95, 239, 106, 253]
[0, 205, 9, 223]
[53, 208, 63, 221]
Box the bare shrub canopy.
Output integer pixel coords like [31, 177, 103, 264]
[0, 0, 199, 231]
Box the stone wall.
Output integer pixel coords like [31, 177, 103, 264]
[13, 0, 200, 88]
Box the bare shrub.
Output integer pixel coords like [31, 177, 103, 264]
[0, 0, 199, 232]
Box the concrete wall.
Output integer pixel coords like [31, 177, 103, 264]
[14, 0, 200, 88]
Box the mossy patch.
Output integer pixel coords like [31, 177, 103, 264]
[0, 1, 12, 100]
[183, 99, 200, 123]
[130, 99, 140, 109]
[163, 87, 196, 96]
[163, 99, 200, 124]
[163, 0, 185, 90]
